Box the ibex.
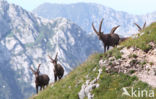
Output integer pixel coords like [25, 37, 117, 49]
[134, 22, 146, 32]
[30, 64, 50, 94]
[48, 53, 64, 82]
[92, 18, 120, 53]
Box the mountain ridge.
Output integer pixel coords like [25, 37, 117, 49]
[33, 2, 154, 37]
[0, 1, 104, 98]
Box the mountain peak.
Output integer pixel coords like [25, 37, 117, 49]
[0, 1, 104, 99]
[33, 3, 156, 37]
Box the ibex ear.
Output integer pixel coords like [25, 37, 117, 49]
[110, 25, 120, 34]
[143, 21, 146, 30]
[134, 23, 142, 31]
[30, 67, 35, 74]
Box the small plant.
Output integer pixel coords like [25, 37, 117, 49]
[129, 70, 136, 74]
[132, 54, 138, 58]
[139, 60, 147, 67]
[143, 45, 152, 53]
[109, 62, 113, 66]
[147, 68, 150, 71]
[140, 60, 147, 66]
[150, 62, 154, 66]
[130, 75, 138, 81]
[129, 54, 138, 58]
[130, 59, 138, 66]
[142, 60, 147, 65]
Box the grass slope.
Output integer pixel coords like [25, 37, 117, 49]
[31, 22, 156, 99]
[121, 22, 156, 52]
[31, 53, 101, 99]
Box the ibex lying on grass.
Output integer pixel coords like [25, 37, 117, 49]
[30, 64, 49, 94]
[92, 18, 120, 53]
[134, 22, 146, 32]
[48, 53, 64, 82]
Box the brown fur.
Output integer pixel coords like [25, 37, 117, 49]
[92, 18, 120, 53]
[48, 53, 64, 82]
[30, 64, 49, 94]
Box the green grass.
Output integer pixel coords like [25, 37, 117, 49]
[31, 53, 155, 99]
[92, 72, 151, 99]
[129, 54, 138, 58]
[31, 53, 102, 99]
[104, 48, 122, 59]
[121, 22, 156, 52]
[31, 22, 156, 99]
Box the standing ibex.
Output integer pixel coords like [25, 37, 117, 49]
[92, 18, 120, 53]
[134, 22, 146, 32]
[48, 53, 64, 82]
[30, 64, 50, 94]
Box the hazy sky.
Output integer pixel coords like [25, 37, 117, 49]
[7, 0, 156, 15]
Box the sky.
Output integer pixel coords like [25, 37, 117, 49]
[7, 0, 156, 15]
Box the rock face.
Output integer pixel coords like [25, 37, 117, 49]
[78, 68, 102, 99]
[33, 3, 156, 37]
[0, 1, 104, 99]
[100, 42, 156, 87]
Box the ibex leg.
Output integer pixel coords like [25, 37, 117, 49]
[104, 44, 106, 53]
[36, 85, 38, 94]
[107, 46, 109, 51]
[54, 74, 57, 82]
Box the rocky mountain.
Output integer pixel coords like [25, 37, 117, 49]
[0, 1, 103, 99]
[33, 3, 155, 37]
[32, 19, 156, 99]
[103, 42, 156, 87]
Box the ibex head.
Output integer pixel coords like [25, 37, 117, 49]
[92, 18, 104, 40]
[92, 18, 120, 40]
[134, 22, 146, 32]
[30, 64, 41, 77]
[48, 52, 58, 65]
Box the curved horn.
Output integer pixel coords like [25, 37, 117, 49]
[143, 21, 146, 29]
[55, 52, 58, 60]
[134, 23, 142, 31]
[30, 67, 35, 74]
[110, 25, 120, 34]
[48, 55, 53, 61]
[37, 64, 41, 72]
[92, 22, 99, 35]
[99, 18, 104, 33]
